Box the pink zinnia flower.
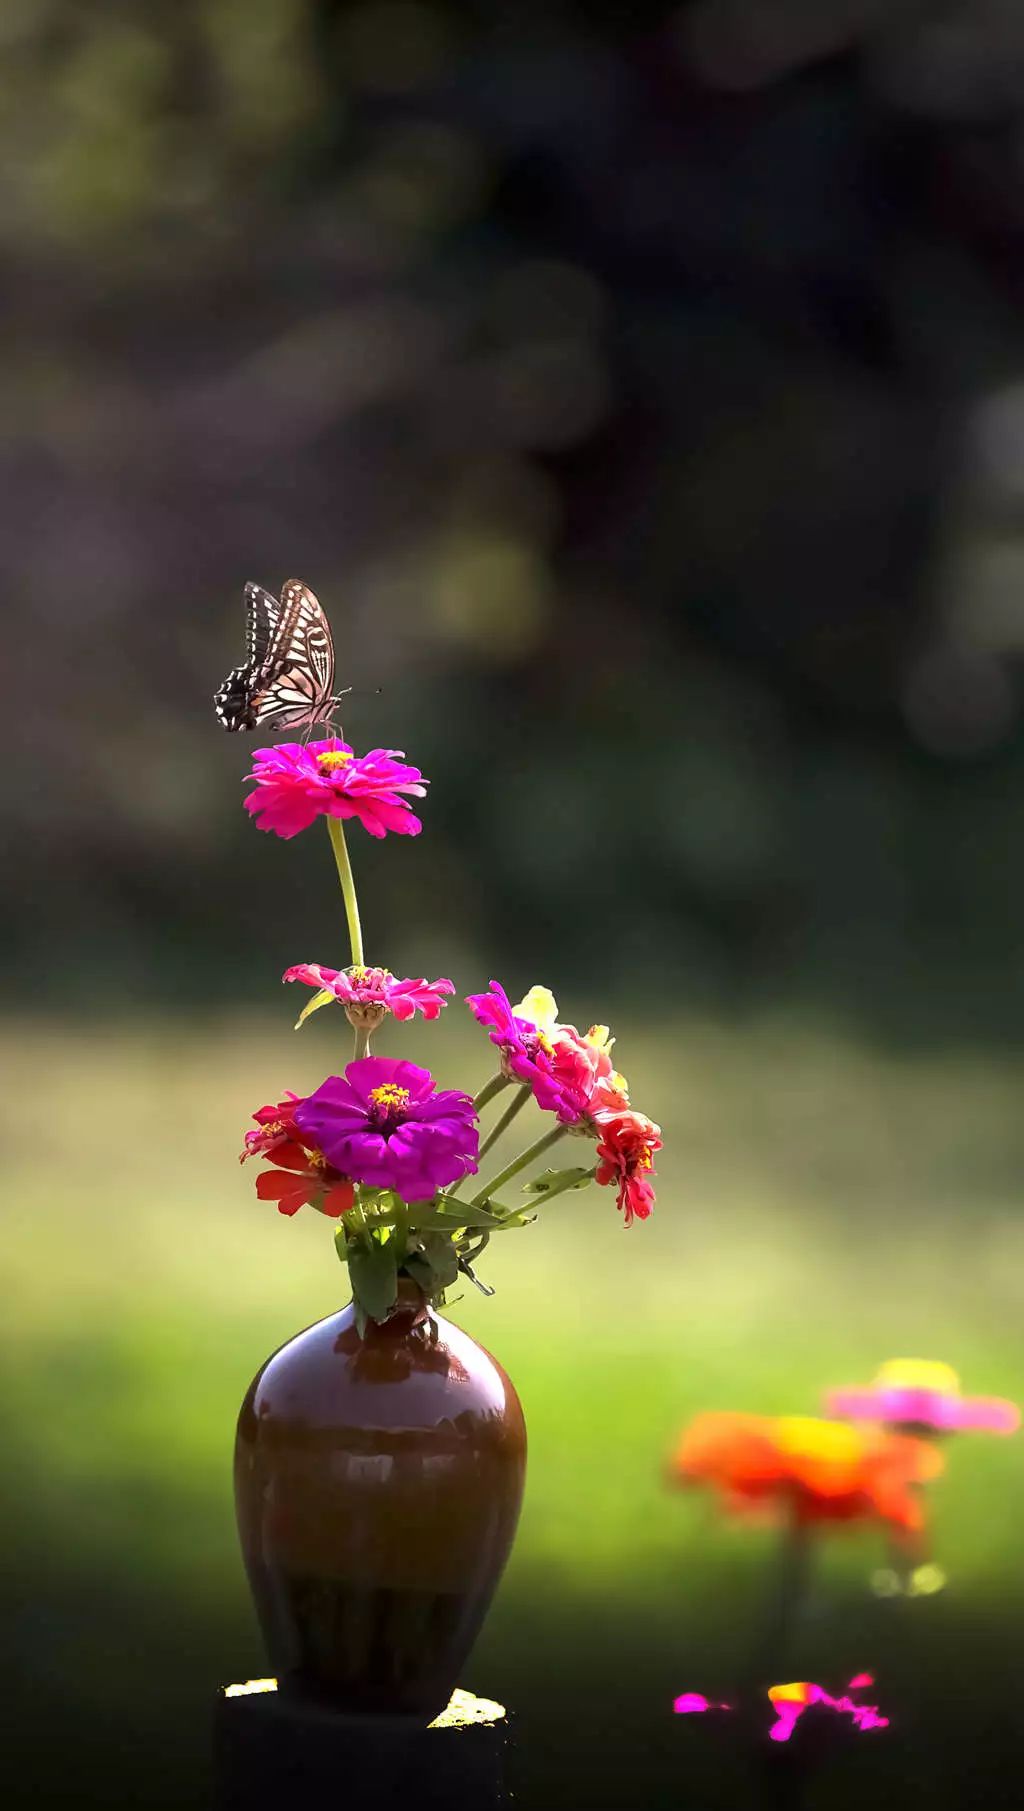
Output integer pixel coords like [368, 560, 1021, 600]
[295, 1056, 479, 1203]
[828, 1360, 1020, 1436]
[241, 1092, 355, 1218]
[284, 962, 455, 1029]
[593, 1106, 661, 1225]
[243, 738, 427, 840]
[465, 981, 623, 1125]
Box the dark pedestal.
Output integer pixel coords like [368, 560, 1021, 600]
[213, 1680, 510, 1811]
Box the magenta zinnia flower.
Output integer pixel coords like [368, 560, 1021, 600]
[284, 962, 455, 1026]
[243, 738, 427, 840]
[295, 1056, 479, 1202]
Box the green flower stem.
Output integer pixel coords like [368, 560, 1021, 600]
[326, 816, 364, 968]
[473, 1072, 510, 1113]
[353, 1025, 371, 1060]
[471, 1123, 567, 1207]
[476, 1084, 531, 1162]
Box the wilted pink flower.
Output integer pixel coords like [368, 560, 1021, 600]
[244, 738, 427, 840]
[593, 1106, 661, 1225]
[284, 962, 455, 1028]
[829, 1360, 1020, 1436]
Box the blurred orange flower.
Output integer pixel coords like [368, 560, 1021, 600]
[669, 1412, 943, 1534]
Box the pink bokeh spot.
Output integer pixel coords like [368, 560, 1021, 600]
[673, 1692, 732, 1715]
[767, 1677, 889, 1743]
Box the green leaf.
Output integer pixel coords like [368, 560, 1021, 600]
[293, 986, 336, 1030]
[403, 1233, 460, 1298]
[409, 1198, 505, 1231]
[524, 1167, 592, 1195]
[348, 1237, 398, 1323]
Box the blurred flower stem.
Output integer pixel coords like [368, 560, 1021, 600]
[471, 1123, 566, 1207]
[477, 1084, 531, 1161]
[746, 1516, 813, 1692]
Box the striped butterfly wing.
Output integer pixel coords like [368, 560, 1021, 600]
[249, 579, 336, 730]
[214, 583, 283, 731]
[214, 579, 336, 731]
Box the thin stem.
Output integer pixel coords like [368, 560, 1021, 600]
[473, 1072, 510, 1112]
[743, 1514, 813, 1694]
[326, 816, 364, 968]
[353, 1025, 371, 1061]
[476, 1085, 531, 1162]
[471, 1123, 567, 1207]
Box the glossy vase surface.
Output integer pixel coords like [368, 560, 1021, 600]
[234, 1286, 526, 1720]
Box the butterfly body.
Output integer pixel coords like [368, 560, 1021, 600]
[215, 579, 340, 732]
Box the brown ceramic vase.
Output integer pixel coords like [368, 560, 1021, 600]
[234, 1282, 526, 1721]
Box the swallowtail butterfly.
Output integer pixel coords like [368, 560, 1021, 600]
[215, 579, 341, 732]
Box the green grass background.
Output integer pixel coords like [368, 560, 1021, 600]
[3, 1008, 1023, 1808]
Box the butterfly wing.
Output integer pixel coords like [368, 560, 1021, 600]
[216, 578, 337, 732]
[244, 581, 282, 668]
[214, 582, 285, 730]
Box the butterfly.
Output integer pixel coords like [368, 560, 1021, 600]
[214, 578, 342, 732]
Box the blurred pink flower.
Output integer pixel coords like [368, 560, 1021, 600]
[244, 738, 427, 839]
[673, 1693, 732, 1715]
[829, 1360, 1020, 1436]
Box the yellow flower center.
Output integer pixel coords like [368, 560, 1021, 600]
[317, 750, 353, 773]
[874, 1359, 960, 1395]
[368, 1083, 410, 1117]
[305, 1148, 328, 1172]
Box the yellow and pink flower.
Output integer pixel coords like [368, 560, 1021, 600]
[828, 1360, 1020, 1436]
[465, 980, 618, 1124]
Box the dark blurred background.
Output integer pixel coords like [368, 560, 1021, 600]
[3, 2, 1024, 1807]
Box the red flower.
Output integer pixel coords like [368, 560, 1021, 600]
[593, 1107, 661, 1225]
[241, 1092, 354, 1218]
